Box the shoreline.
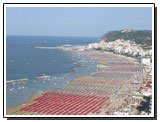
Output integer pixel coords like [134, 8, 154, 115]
[6, 49, 152, 115]
[6, 91, 46, 115]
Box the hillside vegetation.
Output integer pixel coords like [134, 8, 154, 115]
[101, 29, 152, 48]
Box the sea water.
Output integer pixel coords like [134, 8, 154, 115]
[6, 35, 97, 108]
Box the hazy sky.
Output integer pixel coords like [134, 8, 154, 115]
[6, 7, 152, 37]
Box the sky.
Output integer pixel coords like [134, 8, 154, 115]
[6, 7, 152, 37]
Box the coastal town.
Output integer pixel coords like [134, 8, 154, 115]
[60, 36, 153, 115]
[7, 32, 153, 115]
[4, 3, 155, 119]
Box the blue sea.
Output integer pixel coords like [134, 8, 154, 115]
[6, 35, 97, 108]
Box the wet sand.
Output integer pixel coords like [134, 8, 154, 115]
[6, 91, 46, 115]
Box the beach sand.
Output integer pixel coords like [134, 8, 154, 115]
[6, 50, 149, 115]
[6, 91, 46, 115]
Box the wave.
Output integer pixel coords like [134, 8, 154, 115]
[6, 78, 29, 83]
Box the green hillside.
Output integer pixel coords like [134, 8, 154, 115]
[101, 29, 152, 47]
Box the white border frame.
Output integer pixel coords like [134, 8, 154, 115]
[3, 3, 155, 118]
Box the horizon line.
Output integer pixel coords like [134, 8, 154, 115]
[6, 34, 99, 38]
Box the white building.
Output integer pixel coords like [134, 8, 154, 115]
[141, 58, 151, 65]
[88, 43, 99, 49]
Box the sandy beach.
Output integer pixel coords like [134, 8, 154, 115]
[6, 50, 151, 115]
